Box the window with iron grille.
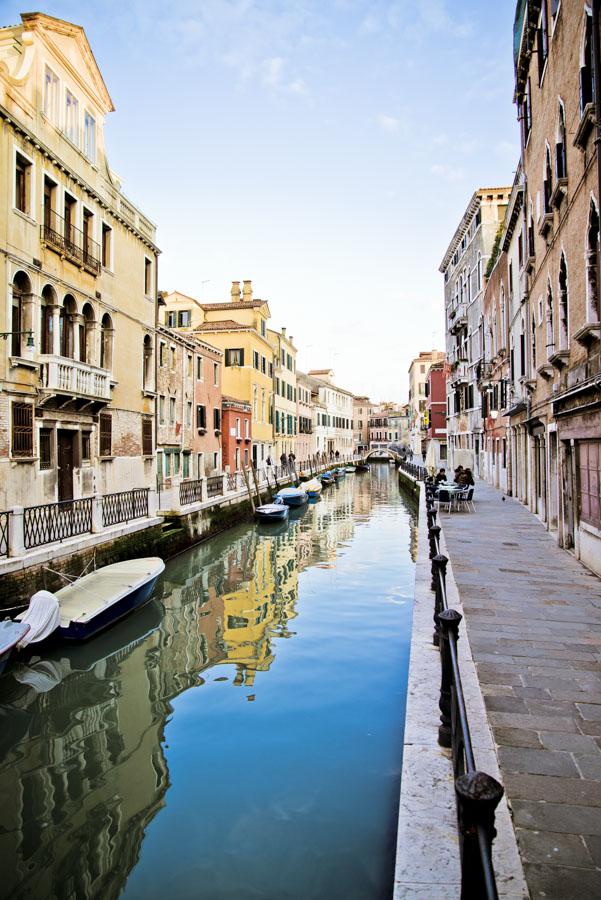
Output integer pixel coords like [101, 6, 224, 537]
[99, 414, 112, 457]
[142, 417, 153, 455]
[578, 441, 601, 529]
[12, 403, 33, 457]
[39, 428, 52, 469]
[82, 431, 91, 461]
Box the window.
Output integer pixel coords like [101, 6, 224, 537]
[64, 192, 76, 247]
[537, 0, 549, 82]
[543, 145, 553, 214]
[578, 441, 601, 528]
[521, 78, 532, 147]
[167, 311, 177, 327]
[213, 452, 219, 471]
[84, 111, 96, 161]
[213, 363, 219, 386]
[101, 223, 112, 269]
[15, 152, 32, 215]
[253, 350, 260, 370]
[196, 404, 206, 430]
[144, 258, 152, 296]
[100, 313, 113, 369]
[214, 408, 221, 432]
[169, 397, 176, 424]
[183, 451, 190, 478]
[170, 346, 176, 369]
[40, 285, 54, 355]
[159, 395, 165, 424]
[261, 356, 266, 374]
[225, 348, 244, 366]
[546, 283, 555, 358]
[143, 335, 153, 390]
[260, 319, 266, 337]
[581, 13, 593, 116]
[82, 207, 94, 263]
[558, 253, 569, 350]
[556, 102, 567, 180]
[236, 417, 241, 438]
[197, 356, 203, 380]
[586, 200, 600, 324]
[186, 402, 192, 427]
[43, 175, 57, 231]
[187, 354, 193, 379]
[99, 414, 112, 457]
[44, 66, 59, 121]
[269, 362, 273, 377]
[142, 418, 153, 455]
[244, 418, 249, 438]
[159, 342, 166, 367]
[81, 431, 91, 462]
[39, 428, 52, 469]
[65, 89, 79, 145]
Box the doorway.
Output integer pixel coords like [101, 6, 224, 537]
[57, 430, 75, 501]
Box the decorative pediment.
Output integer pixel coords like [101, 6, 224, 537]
[22, 12, 114, 113]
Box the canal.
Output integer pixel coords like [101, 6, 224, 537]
[0, 466, 417, 900]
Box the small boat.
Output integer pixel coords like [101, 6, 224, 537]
[355, 462, 369, 472]
[256, 502, 289, 523]
[345, 466, 355, 473]
[17, 558, 165, 643]
[303, 479, 322, 497]
[336, 468, 346, 478]
[319, 472, 333, 486]
[275, 487, 308, 507]
[0, 621, 30, 675]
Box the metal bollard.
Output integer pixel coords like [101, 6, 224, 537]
[428, 524, 441, 560]
[455, 771, 504, 900]
[437, 606, 461, 746]
[431, 552, 448, 644]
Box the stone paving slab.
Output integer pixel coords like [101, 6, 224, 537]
[441, 480, 601, 900]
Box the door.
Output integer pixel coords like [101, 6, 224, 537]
[57, 430, 75, 501]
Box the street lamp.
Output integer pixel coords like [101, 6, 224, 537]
[0, 330, 34, 348]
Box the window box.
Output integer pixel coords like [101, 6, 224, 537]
[197, 427, 206, 435]
[550, 177, 568, 209]
[214, 429, 221, 436]
[244, 437, 251, 443]
[574, 103, 594, 150]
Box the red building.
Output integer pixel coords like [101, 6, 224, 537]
[425, 362, 448, 470]
[221, 396, 252, 472]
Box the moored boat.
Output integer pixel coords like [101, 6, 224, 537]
[255, 502, 289, 523]
[17, 558, 165, 643]
[275, 487, 308, 507]
[345, 466, 355, 473]
[355, 462, 369, 472]
[0, 621, 30, 675]
[303, 478, 322, 497]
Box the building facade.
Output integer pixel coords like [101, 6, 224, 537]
[407, 351, 445, 457]
[439, 190, 511, 474]
[221, 396, 252, 473]
[352, 395, 370, 453]
[307, 369, 354, 457]
[267, 326, 297, 463]
[296, 372, 316, 461]
[424, 364, 448, 471]
[0, 13, 159, 509]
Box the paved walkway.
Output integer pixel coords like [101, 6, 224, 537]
[441, 480, 601, 899]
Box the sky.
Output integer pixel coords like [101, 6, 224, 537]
[1, 0, 519, 402]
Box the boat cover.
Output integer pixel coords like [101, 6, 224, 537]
[18, 591, 61, 646]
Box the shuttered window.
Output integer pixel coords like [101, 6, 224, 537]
[196, 405, 206, 430]
[12, 403, 33, 457]
[99, 414, 112, 457]
[142, 418, 153, 455]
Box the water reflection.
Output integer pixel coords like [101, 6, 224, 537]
[0, 467, 417, 900]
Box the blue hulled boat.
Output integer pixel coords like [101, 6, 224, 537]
[256, 502, 289, 523]
[275, 487, 308, 507]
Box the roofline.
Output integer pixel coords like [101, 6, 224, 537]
[438, 187, 512, 272]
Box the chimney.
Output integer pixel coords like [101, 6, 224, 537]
[281, 326, 286, 337]
[231, 281, 241, 302]
[242, 280, 252, 302]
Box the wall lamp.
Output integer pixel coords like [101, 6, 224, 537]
[0, 330, 35, 348]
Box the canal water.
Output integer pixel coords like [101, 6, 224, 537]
[0, 466, 417, 900]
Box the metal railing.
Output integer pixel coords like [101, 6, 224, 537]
[398, 458, 427, 481]
[206, 475, 223, 499]
[24, 498, 93, 549]
[180, 479, 203, 506]
[227, 473, 238, 491]
[102, 488, 149, 527]
[41, 210, 101, 275]
[424, 479, 503, 900]
[0, 511, 9, 558]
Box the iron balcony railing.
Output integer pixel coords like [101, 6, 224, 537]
[0, 511, 9, 558]
[102, 489, 149, 527]
[24, 498, 93, 549]
[227, 473, 238, 491]
[398, 458, 427, 481]
[41, 209, 101, 275]
[206, 475, 223, 499]
[424, 481, 503, 900]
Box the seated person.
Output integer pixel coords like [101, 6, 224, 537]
[460, 468, 475, 487]
[434, 468, 447, 485]
[454, 465, 464, 484]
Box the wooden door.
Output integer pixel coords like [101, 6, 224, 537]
[57, 431, 74, 501]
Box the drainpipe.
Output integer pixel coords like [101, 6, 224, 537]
[594, 0, 601, 315]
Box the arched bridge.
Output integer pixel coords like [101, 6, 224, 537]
[364, 447, 407, 463]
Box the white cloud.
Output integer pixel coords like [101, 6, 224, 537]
[377, 114, 400, 133]
[262, 56, 285, 87]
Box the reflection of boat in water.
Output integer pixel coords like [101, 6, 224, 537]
[17, 558, 165, 644]
[256, 519, 289, 537]
[355, 463, 369, 472]
[288, 503, 309, 522]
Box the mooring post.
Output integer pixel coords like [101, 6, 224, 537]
[455, 771, 504, 900]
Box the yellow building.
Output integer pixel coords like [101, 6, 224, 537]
[164, 281, 274, 466]
[0, 13, 159, 507]
[267, 326, 297, 463]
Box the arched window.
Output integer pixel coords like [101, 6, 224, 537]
[545, 281, 555, 357]
[558, 254, 569, 350]
[586, 200, 600, 323]
[543, 144, 553, 214]
[40, 285, 57, 355]
[60, 294, 76, 359]
[11, 271, 31, 357]
[500, 286, 506, 349]
[80, 303, 95, 364]
[531, 315, 537, 371]
[143, 334, 153, 390]
[477, 253, 482, 292]
[581, 12, 594, 116]
[100, 313, 113, 369]
[556, 101, 567, 180]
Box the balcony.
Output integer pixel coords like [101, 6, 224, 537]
[39, 356, 111, 407]
[450, 362, 468, 386]
[40, 211, 101, 276]
[448, 302, 467, 334]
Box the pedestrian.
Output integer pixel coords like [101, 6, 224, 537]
[335, 450, 340, 461]
[266, 455, 272, 467]
[280, 452, 287, 472]
[288, 452, 295, 469]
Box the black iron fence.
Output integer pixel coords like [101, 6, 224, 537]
[425, 479, 503, 900]
[102, 488, 149, 527]
[180, 479, 203, 506]
[0, 510, 9, 558]
[41, 210, 101, 275]
[24, 498, 93, 549]
[398, 458, 427, 481]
